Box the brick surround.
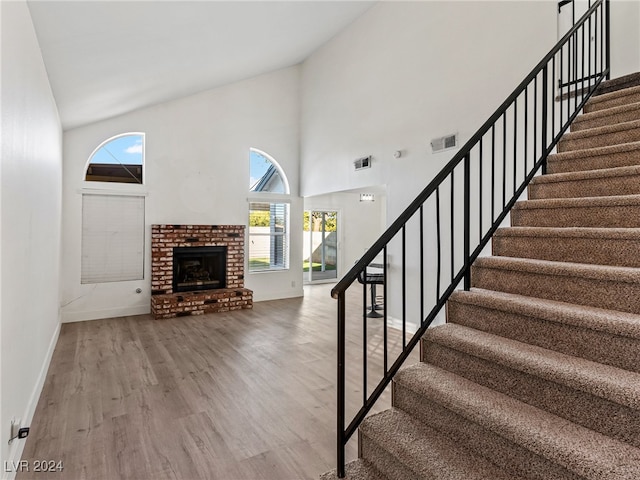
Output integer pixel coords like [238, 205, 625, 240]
[151, 224, 253, 319]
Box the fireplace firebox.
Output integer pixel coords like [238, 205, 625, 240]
[172, 246, 226, 293]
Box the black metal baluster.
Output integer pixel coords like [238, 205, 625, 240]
[479, 137, 483, 241]
[588, 0, 595, 90]
[560, 45, 564, 127]
[525, 86, 529, 174]
[502, 113, 507, 208]
[402, 225, 406, 348]
[542, 65, 549, 174]
[337, 292, 346, 479]
[573, 30, 578, 112]
[534, 75, 538, 164]
[463, 153, 471, 290]
[605, 0, 610, 78]
[420, 205, 424, 323]
[551, 56, 555, 140]
[491, 125, 496, 222]
[581, 23, 585, 100]
[450, 172, 455, 282]
[383, 246, 388, 374]
[513, 97, 517, 194]
[436, 188, 441, 302]
[362, 266, 367, 405]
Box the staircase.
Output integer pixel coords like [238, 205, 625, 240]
[325, 74, 640, 479]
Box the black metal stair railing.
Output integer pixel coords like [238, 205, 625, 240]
[331, 1, 610, 477]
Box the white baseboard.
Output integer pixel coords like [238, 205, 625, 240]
[2, 321, 61, 480]
[387, 315, 420, 335]
[61, 305, 150, 323]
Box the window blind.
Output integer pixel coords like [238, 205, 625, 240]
[248, 202, 289, 272]
[81, 194, 145, 283]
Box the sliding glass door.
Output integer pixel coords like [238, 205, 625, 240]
[303, 210, 338, 282]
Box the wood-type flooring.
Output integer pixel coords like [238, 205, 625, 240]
[18, 284, 416, 479]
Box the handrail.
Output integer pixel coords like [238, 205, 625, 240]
[334, 1, 610, 477]
[331, 0, 607, 301]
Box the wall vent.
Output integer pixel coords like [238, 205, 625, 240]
[431, 134, 458, 153]
[354, 156, 372, 171]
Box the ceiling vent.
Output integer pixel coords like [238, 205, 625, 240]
[354, 156, 372, 171]
[431, 133, 458, 153]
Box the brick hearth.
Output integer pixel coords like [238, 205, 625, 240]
[151, 224, 253, 319]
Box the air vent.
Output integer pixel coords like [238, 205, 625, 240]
[354, 156, 372, 171]
[431, 134, 458, 153]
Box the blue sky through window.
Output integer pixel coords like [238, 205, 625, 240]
[91, 134, 143, 165]
[250, 150, 270, 189]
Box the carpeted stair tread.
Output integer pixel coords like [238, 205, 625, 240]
[558, 118, 640, 152]
[359, 409, 518, 480]
[394, 363, 640, 480]
[585, 84, 640, 113]
[473, 255, 640, 285]
[511, 194, 640, 228]
[547, 141, 640, 174]
[493, 226, 640, 267]
[571, 101, 640, 131]
[422, 323, 640, 411]
[528, 164, 640, 199]
[472, 256, 640, 314]
[449, 287, 640, 340]
[595, 72, 640, 96]
[319, 459, 387, 480]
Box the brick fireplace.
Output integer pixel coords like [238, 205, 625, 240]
[151, 224, 253, 319]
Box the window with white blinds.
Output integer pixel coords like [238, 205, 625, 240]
[248, 202, 289, 272]
[81, 194, 145, 283]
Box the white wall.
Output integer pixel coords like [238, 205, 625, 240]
[610, 0, 640, 78]
[61, 67, 302, 322]
[300, 1, 558, 210]
[1, 1, 62, 475]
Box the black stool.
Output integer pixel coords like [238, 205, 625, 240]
[357, 270, 385, 318]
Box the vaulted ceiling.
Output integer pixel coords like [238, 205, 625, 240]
[27, 1, 375, 130]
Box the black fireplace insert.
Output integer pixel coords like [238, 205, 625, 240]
[173, 246, 226, 292]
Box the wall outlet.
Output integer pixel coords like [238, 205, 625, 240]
[291, 280, 296, 288]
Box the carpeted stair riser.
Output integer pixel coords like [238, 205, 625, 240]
[319, 459, 386, 480]
[447, 290, 640, 373]
[546, 142, 640, 174]
[492, 227, 640, 267]
[391, 381, 579, 480]
[359, 429, 419, 480]
[420, 326, 640, 448]
[358, 409, 518, 480]
[584, 85, 640, 113]
[558, 120, 640, 152]
[570, 102, 640, 131]
[528, 166, 640, 199]
[511, 196, 640, 228]
[472, 257, 640, 314]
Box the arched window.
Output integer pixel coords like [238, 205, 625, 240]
[249, 148, 289, 194]
[248, 149, 290, 272]
[85, 133, 144, 184]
